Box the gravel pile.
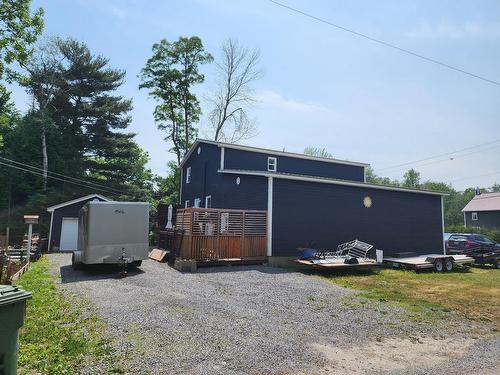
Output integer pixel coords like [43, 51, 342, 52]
[49, 254, 499, 374]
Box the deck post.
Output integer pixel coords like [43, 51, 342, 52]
[241, 211, 245, 258]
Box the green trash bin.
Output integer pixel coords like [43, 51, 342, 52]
[0, 285, 32, 375]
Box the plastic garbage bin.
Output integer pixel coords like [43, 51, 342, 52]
[0, 285, 32, 375]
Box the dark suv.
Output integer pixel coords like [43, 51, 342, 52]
[446, 233, 500, 268]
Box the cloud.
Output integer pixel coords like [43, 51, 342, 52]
[407, 21, 500, 39]
[256, 90, 335, 116]
[110, 7, 126, 19]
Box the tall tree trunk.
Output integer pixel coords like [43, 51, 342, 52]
[41, 127, 48, 190]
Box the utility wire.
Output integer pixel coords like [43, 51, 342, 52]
[267, 0, 500, 86]
[0, 160, 139, 199]
[376, 139, 500, 172]
[0, 156, 132, 196]
[448, 170, 500, 183]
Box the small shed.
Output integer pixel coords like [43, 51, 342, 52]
[47, 194, 110, 252]
[462, 192, 500, 229]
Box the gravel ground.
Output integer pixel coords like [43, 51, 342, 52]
[48, 254, 499, 375]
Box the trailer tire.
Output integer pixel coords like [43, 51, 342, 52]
[444, 258, 454, 272]
[434, 259, 444, 272]
[72, 252, 83, 270]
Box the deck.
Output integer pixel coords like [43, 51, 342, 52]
[173, 208, 267, 262]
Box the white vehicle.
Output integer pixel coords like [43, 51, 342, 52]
[72, 201, 149, 269]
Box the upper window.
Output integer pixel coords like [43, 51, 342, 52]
[205, 195, 212, 208]
[194, 198, 201, 208]
[471, 212, 478, 221]
[268, 157, 277, 172]
[184, 200, 189, 208]
[186, 167, 191, 184]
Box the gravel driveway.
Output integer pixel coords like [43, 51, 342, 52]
[48, 254, 499, 375]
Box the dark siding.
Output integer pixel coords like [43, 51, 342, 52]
[272, 179, 443, 257]
[50, 197, 107, 250]
[465, 211, 500, 229]
[224, 148, 365, 182]
[181, 142, 267, 210]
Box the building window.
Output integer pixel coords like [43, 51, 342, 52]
[472, 212, 478, 221]
[220, 212, 229, 233]
[186, 167, 191, 184]
[205, 195, 212, 208]
[184, 200, 189, 208]
[194, 198, 201, 208]
[268, 157, 277, 172]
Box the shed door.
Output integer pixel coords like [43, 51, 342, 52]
[60, 217, 79, 251]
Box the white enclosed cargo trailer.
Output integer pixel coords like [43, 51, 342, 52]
[72, 201, 149, 269]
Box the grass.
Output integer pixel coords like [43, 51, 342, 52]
[15, 256, 125, 375]
[320, 266, 500, 327]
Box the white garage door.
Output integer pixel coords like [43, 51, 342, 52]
[60, 217, 79, 251]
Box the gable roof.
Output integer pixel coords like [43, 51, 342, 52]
[180, 139, 370, 168]
[462, 192, 500, 212]
[219, 169, 448, 196]
[47, 194, 111, 212]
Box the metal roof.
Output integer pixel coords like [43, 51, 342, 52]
[180, 139, 370, 168]
[462, 192, 500, 212]
[46, 194, 111, 212]
[219, 169, 449, 196]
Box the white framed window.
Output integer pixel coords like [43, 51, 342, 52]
[268, 157, 277, 172]
[220, 212, 229, 233]
[184, 200, 189, 208]
[205, 195, 212, 208]
[194, 198, 201, 208]
[472, 212, 478, 221]
[186, 166, 191, 184]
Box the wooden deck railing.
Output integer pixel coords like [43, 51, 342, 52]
[175, 208, 267, 260]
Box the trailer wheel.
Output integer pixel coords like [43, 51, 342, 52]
[434, 259, 444, 272]
[444, 258, 454, 272]
[72, 252, 83, 270]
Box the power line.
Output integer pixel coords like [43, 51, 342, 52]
[375, 139, 500, 172]
[449, 170, 500, 183]
[0, 156, 132, 196]
[267, 0, 500, 87]
[0, 160, 139, 199]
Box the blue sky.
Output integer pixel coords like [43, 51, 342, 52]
[9, 0, 500, 190]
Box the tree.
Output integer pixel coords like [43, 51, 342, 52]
[304, 146, 333, 158]
[208, 39, 261, 143]
[0, 0, 44, 80]
[403, 168, 420, 188]
[139, 37, 212, 165]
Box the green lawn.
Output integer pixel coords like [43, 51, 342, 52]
[321, 266, 500, 328]
[16, 256, 124, 375]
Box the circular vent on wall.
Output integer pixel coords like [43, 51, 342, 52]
[197, 146, 201, 155]
[236, 177, 241, 185]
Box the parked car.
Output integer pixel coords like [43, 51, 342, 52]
[446, 233, 500, 268]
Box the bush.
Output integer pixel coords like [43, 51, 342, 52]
[445, 225, 500, 243]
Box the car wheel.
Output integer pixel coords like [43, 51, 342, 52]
[434, 259, 444, 272]
[444, 258, 454, 272]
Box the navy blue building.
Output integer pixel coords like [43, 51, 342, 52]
[180, 139, 446, 257]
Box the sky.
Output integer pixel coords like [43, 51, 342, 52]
[8, 0, 500, 190]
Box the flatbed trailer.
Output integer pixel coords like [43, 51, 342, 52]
[295, 258, 378, 270]
[384, 254, 474, 272]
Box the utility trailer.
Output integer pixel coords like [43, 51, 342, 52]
[72, 201, 149, 269]
[383, 254, 474, 272]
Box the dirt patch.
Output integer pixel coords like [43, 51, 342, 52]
[311, 336, 472, 374]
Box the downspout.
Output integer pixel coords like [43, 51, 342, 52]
[47, 210, 54, 252]
[441, 196, 445, 255]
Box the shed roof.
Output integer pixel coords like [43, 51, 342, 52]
[47, 194, 111, 212]
[219, 169, 448, 196]
[462, 192, 500, 212]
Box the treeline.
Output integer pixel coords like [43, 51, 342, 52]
[366, 167, 499, 227]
